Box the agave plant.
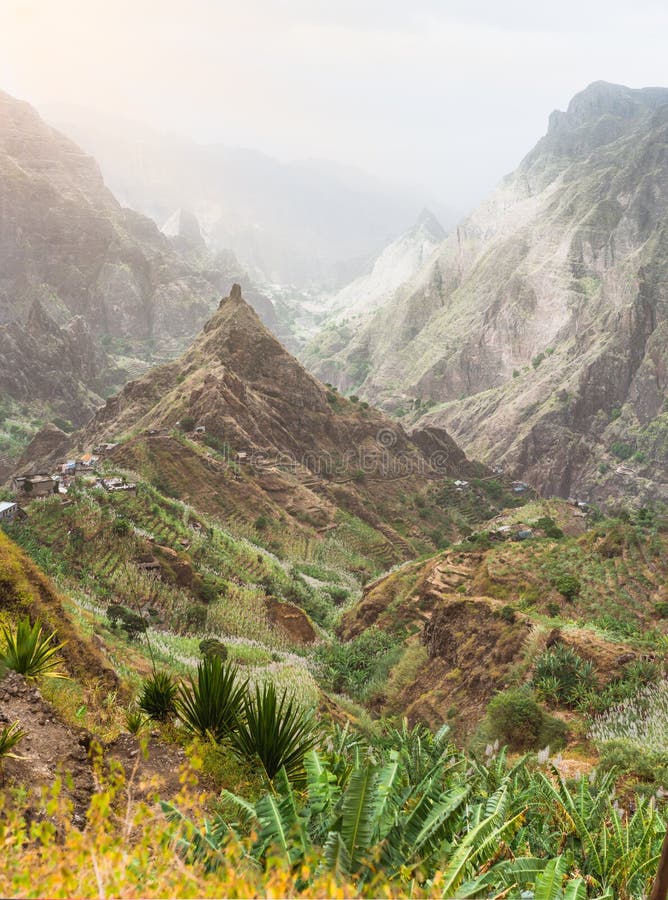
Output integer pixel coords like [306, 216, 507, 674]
[0, 721, 27, 762]
[231, 681, 318, 783]
[176, 656, 246, 742]
[1, 617, 66, 678]
[124, 705, 148, 734]
[138, 670, 178, 721]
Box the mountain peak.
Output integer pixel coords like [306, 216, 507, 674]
[413, 208, 446, 240]
[550, 81, 668, 133]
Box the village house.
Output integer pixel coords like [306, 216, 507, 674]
[12, 473, 58, 497]
[98, 476, 137, 493]
[77, 454, 99, 470]
[0, 501, 26, 523]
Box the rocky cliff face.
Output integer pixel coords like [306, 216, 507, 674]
[0, 90, 223, 349]
[310, 83, 668, 505]
[0, 301, 109, 425]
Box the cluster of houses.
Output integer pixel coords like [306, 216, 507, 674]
[4, 446, 137, 521]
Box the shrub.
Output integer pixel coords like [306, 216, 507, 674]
[112, 518, 131, 536]
[179, 416, 195, 431]
[610, 441, 634, 461]
[597, 739, 668, 785]
[654, 601, 668, 619]
[533, 644, 595, 707]
[119, 609, 147, 640]
[124, 707, 148, 734]
[499, 605, 516, 623]
[546, 602, 561, 618]
[533, 516, 564, 539]
[138, 671, 177, 721]
[1, 618, 66, 679]
[316, 628, 397, 699]
[176, 657, 246, 742]
[486, 687, 567, 751]
[199, 638, 228, 662]
[232, 681, 319, 783]
[532, 352, 545, 369]
[254, 515, 269, 531]
[552, 574, 581, 601]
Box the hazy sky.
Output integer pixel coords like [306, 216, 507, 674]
[2, 0, 668, 210]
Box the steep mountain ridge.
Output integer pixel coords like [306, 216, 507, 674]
[20, 285, 491, 566]
[308, 82, 668, 504]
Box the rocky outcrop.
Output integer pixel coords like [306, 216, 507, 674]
[0, 302, 108, 425]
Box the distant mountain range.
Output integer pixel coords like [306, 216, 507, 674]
[306, 82, 668, 506]
[42, 104, 459, 289]
[0, 90, 275, 445]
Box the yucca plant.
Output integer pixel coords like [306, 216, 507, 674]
[176, 656, 246, 742]
[124, 705, 148, 734]
[232, 681, 318, 783]
[138, 670, 177, 721]
[0, 721, 27, 761]
[1, 617, 66, 678]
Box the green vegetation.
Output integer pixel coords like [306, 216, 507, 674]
[533, 645, 595, 707]
[485, 687, 568, 751]
[138, 670, 178, 721]
[232, 680, 319, 782]
[161, 720, 663, 897]
[1, 617, 67, 679]
[176, 656, 246, 741]
[0, 722, 26, 764]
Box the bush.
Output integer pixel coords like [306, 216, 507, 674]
[176, 657, 246, 742]
[486, 687, 567, 751]
[533, 517, 564, 539]
[124, 707, 148, 734]
[199, 638, 228, 662]
[107, 605, 147, 640]
[254, 515, 269, 531]
[533, 644, 595, 707]
[546, 602, 561, 618]
[552, 574, 581, 601]
[597, 739, 668, 784]
[610, 441, 634, 461]
[179, 416, 195, 432]
[232, 681, 319, 783]
[1, 618, 66, 679]
[138, 671, 177, 721]
[317, 628, 397, 699]
[499, 605, 516, 623]
[111, 518, 131, 536]
[655, 601, 668, 619]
